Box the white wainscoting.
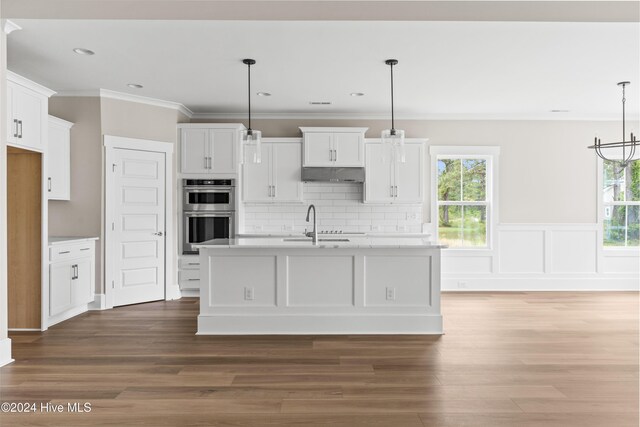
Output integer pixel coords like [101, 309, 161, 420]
[437, 223, 639, 291]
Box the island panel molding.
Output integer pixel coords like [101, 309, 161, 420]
[196, 241, 442, 335]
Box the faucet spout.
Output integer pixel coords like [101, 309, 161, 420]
[305, 204, 318, 244]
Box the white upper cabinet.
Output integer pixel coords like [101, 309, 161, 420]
[300, 127, 367, 167]
[6, 72, 55, 152]
[243, 140, 303, 203]
[180, 124, 244, 174]
[181, 128, 209, 173]
[364, 143, 395, 203]
[365, 141, 425, 204]
[47, 116, 73, 200]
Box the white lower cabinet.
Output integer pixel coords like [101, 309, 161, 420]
[48, 240, 96, 325]
[178, 256, 200, 291]
[242, 140, 303, 203]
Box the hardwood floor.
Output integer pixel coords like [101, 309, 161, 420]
[2, 292, 638, 426]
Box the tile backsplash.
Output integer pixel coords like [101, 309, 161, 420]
[242, 183, 423, 234]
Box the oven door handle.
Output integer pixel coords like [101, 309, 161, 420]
[184, 187, 234, 192]
[185, 212, 234, 217]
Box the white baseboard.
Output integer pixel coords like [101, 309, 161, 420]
[166, 284, 182, 301]
[0, 338, 13, 367]
[88, 294, 107, 310]
[442, 276, 640, 291]
[48, 304, 89, 327]
[180, 289, 199, 297]
[197, 314, 443, 335]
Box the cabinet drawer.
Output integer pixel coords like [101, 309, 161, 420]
[179, 269, 200, 289]
[179, 257, 200, 269]
[50, 243, 94, 262]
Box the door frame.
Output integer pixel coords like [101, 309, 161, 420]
[104, 135, 175, 309]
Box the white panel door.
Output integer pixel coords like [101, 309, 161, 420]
[364, 143, 394, 203]
[109, 148, 166, 307]
[272, 143, 303, 202]
[242, 144, 273, 202]
[181, 128, 209, 173]
[333, 132, 364, 167]
[210, 129, 237, 173]
[303, 132, 333, 166]
[394, 143, 423, 203]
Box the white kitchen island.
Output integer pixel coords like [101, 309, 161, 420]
[194, 237, 444, 335]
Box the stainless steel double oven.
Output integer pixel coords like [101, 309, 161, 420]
[182, 179, 235, 254]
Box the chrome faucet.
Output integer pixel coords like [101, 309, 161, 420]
[305, 204, 318, 244]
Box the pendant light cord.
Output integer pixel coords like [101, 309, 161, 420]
[247, 62, 252, 132]
[390, 62, 395, 132]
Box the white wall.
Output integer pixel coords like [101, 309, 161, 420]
[0, 7, 13, 366]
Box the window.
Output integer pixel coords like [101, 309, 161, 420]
[431, 146, 499, 249]
[603, 160, 639, 247]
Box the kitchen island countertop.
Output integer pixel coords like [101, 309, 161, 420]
[194, 236, 446, 249]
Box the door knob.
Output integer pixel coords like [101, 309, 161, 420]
[154, 232, 164, 236]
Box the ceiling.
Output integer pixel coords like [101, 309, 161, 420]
[7, 19, 640, 119]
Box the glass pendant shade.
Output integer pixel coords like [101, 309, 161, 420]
[382, 128, 406, 163]
[241, 129, 262, 164]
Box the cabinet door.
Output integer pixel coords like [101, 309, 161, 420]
[13, 86, 45, 151]
[210, 129, 237, 173]
[181, 128, 209, 173]
[50, 262, 73, 316]
[6, 84, 16, 144]
[333, 132, 364, 167]
[394, 144, 423, 203]
[242, 145, 273, 202]
[73, 259, 93, 306]
[303, 132, 333, 166]
[47, 122, 71, 200]
[364, 143, 394, 203]
[272, 143, 303, 203]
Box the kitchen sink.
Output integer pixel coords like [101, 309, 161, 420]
[282, 238, 350, 242]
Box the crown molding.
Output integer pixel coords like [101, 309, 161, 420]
[54, 89, 194, 118]
[2, 19, 21, 34]
[51, 91, 636, 122]
[190, 111, 632, 122]
[7, 71, 56, 97]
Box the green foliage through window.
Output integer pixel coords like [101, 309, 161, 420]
[437, 157, 488, 247]
[603, 160, 639, 247]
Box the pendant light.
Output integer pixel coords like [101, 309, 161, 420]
[589, 81, 638, 168]
[241, 58, 262, 164]
[381, 59, 405, 163]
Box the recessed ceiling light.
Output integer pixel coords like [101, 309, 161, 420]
[350, 93, 365, 97]
[257, 92, 271, 97]
[550, 109, 570, 113]
[127, 83, 144, 89]
[73, 48, 94, 56]
[309, 101, 332, 105]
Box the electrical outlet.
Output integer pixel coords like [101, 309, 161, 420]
[282, 224, 294, 231]
[254, 225, 263, 232]
[244, 287, 254, 301]
[406, 212, 419, 220]
[371, 225, 382, 232]
[457, 281, 468, 289]
[397, 225, 407, 232]
[386, 287, 396, 301]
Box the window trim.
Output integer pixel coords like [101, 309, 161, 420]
[597, 155, 640, 252]
[430, 146, 500, 251]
